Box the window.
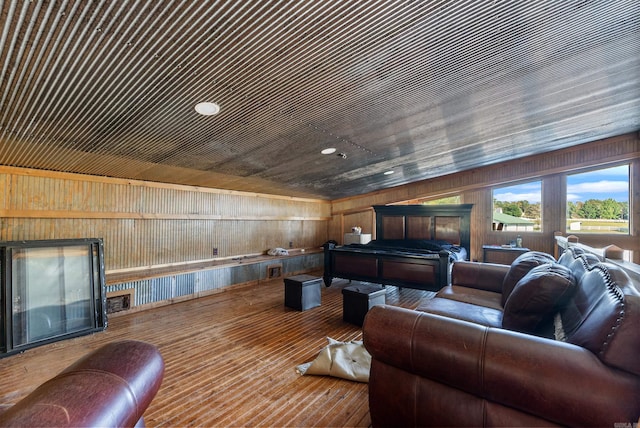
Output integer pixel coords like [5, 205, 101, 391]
[566, 164, 629, 234]
[408, 195, 461, 205]
[422, 195, 461, 205]
[492, 181, 542, 232]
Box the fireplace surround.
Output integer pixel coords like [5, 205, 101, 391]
[1, 238, 107, 358]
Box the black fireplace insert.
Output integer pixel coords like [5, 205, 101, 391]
[1, 238, 107, 357]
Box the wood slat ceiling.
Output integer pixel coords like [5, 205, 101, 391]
[1, 0, 638, 199]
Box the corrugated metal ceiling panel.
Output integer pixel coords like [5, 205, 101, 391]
[0, 0, 638, 199]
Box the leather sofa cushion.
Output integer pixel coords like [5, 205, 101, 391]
[502, 263, 577, 337]
[501, 251, 557, 306]
[432, 285, 503, 311]
[417, 297, 503, 327]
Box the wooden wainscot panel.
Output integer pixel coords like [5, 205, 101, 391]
[373, 204, 473, 254]
[333, 253, 378, 277]
[381, 259, 436, 284]
[406, 216, 432, 239]
[435, 216, 462, 244]
[382, 216, 405, 239]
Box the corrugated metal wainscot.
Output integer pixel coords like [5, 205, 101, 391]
[106, 252, 323, 309]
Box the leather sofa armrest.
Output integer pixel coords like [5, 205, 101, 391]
[450, 260, 508, 293]
[363, 305, 640, 427]
[0, 340, 164, 428]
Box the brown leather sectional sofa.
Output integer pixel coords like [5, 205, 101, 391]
[0, 340, 164, 427]
[363, 247, 640, 427]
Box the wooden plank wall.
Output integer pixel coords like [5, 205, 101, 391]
[330, 133, 640, 263]
[0, 168, 331, 272]
[342, 210, 375, 241]
[1, 133, 638, 273]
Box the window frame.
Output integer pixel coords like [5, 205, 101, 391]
[564, 163, 630, 236]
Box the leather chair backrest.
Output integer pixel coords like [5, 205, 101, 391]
[501, 251, 556, 306]
[560, 261, 640, 376]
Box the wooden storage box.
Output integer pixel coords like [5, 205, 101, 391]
[284, 275, 322, 311]
[342, 283, 386, 326]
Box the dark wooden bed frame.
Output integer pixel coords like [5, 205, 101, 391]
[323, 204, 473, 291]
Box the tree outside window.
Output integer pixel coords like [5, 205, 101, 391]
[566, 165, 629, 234]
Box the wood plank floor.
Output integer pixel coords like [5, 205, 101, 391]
[0, 272, 433, 427]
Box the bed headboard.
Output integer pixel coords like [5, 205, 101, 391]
[373, 204, 473, 250]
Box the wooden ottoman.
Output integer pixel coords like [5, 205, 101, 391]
[342, 283, 386, 326]
[284, 275, 322, 311]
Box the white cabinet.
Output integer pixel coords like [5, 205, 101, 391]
[344, 233, 372, 245]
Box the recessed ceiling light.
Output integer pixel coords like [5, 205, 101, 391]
[195, 102, 220, 116]
[321, 148, 336, 155]
[384, 170, 395, 175]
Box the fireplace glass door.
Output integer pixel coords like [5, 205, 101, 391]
[1, 239, 106, 357]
